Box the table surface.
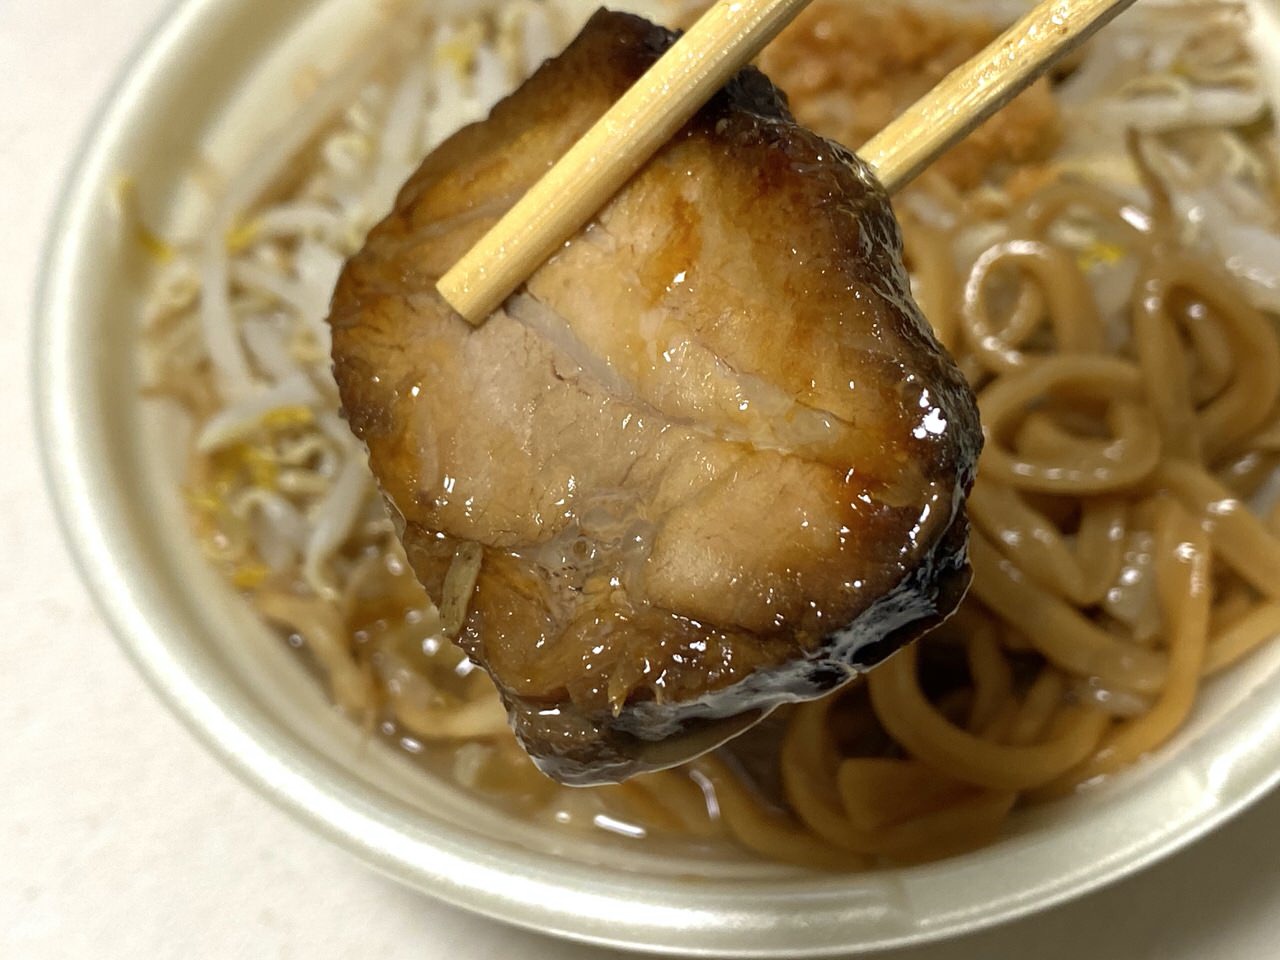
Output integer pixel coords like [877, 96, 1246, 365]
[4, 1, 1280, 957]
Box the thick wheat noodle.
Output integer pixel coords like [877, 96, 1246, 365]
[765, 698, 1012, 861]
[974, 698, 1021, 742]
[1205, 604, 1280, 675]
[1133, 260, 1204, 460]
[599, 779, 694, 834]
[1006, 670, 1068, 746]
[693, 755, 867, 870]
[1012, 410, 1112, 464]
[966, 626, 1013, 731]
[1072, 498, 1130, 598]
[1212, 580, 1262, 631]
[1180, 298, 1236, 405]
[969, 530, 1168, 693]
[1250, 422, 1280, 452]
[968, 482, 1126, 605]
[1146, 253, 1280, 460]
[833, 760, 1016, 861]
[825, 654, 1023, 860]
[1156, 460, 1280, 600]
[627, 769, 719, 836]
[1034, 498, 1212, 796]
[780, 697, 879, 852]
[387, 691, 512, 740]
[835, 760, 972, 830]
[978, 356, 1163, 494]
[1135, 253, 1280, 462]
[960, 239, 1104, 374]
[963, 255, 1049, 371]
[865, 643, 1112, 791]
[1014, 182, 1156, 250]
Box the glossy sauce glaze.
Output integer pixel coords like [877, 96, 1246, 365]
[328, 10, 981, 784]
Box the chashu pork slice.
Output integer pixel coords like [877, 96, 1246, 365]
[329, 9, 982, 785]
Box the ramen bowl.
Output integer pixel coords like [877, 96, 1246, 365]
[35, 0, 1280, 954]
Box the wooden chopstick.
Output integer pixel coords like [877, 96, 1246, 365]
[436, 0, 812, 324]
[861, 0, 1139, 193]
[437, 0, 1137, 325]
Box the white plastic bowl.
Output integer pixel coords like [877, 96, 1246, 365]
[34, 0, 1280, 954]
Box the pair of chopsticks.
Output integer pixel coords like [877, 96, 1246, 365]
[438, 0, 1138, 324]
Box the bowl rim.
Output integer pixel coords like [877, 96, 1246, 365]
[32, 0, 1280, 955]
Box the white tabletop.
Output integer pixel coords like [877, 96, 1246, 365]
[4, 1, 1280, 957]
